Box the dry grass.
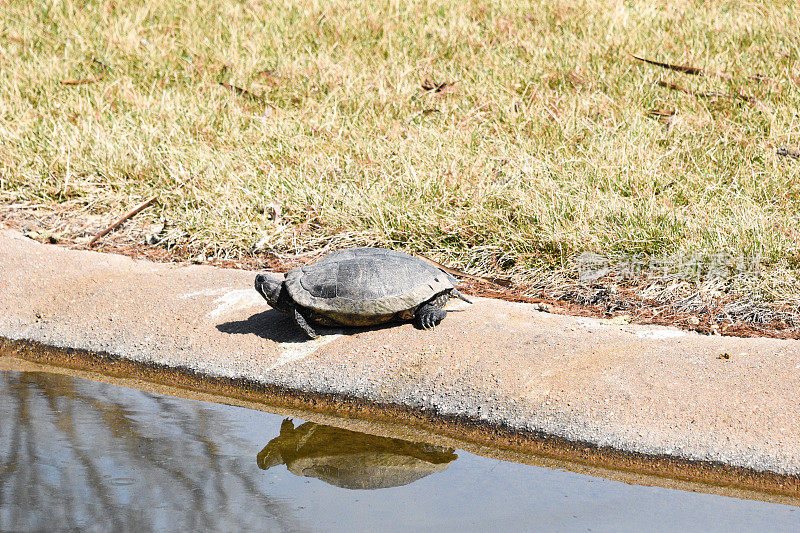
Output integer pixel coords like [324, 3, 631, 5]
[2, 0, 800, 325]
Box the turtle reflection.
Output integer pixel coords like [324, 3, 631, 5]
[257, 419, 457, 490]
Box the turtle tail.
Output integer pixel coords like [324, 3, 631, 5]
[451, 288, 473, 304]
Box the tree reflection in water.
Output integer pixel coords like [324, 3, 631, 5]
[2, 370, 798, 532]
[0, 371, 302, 532]
[258, 419, 457, 490]
[0, 371, 458, 532]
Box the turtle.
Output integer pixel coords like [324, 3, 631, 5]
[256, 419, 457, 490]
[254, 247, 472, 339]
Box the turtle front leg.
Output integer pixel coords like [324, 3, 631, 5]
[414, 303, 447, 330]
[292, 307, 319, 339]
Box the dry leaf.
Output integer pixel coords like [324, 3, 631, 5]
[421, 78, 455, 93]
[61, 74, 105, 85]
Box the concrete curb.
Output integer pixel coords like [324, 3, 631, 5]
[1, 230, 799, 476]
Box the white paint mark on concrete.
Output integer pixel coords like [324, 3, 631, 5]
[635, 329, 687, 340]
[179, 287, 232, 299]
[206, 289, 265, 318]
[448, 300, 473, 311]
[180, 283, 342, 370]
[576, 317, 605, 328]
[266, 333, 343, 371]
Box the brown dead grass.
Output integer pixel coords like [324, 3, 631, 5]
[2, 207, 797, 340]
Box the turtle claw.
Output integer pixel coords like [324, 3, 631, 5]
[421, 314, 432, 330]
[414, 303, 447, 331]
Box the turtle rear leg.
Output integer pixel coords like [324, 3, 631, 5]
[292, 308, 319, 339]
[414, 303, 447, 330]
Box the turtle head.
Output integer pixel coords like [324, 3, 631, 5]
[255, 273, 292, 313]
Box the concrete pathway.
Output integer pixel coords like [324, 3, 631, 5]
[1, 229, 799, 477]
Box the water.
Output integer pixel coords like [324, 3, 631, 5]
[0, 371, 797, 532]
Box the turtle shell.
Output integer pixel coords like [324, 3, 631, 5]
[257, 420, 456, 490]
[284, 247, 457, 325]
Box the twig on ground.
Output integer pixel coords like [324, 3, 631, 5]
[777, 147, 800, 159]
[632, 54, 721, 77]
[656, 80, 752, 102]
[631, 54, 768, 82]
[219, 81, 264, 102]
[646, 108, 676, 126]
[60, 74, 105, 86]
[646, 108, 675, 118]
[88, 196, 158, 247]
[92, 57, 112, 71]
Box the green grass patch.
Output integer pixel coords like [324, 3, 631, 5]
[2, 0, 800, 306]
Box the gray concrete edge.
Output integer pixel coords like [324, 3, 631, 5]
[1, 229, 799, 477]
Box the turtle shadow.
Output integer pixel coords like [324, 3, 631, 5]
[216, 310, 414, 343]
[216, 310, 312, 344]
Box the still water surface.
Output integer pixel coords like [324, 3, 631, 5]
[0, 370, 797, 532]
